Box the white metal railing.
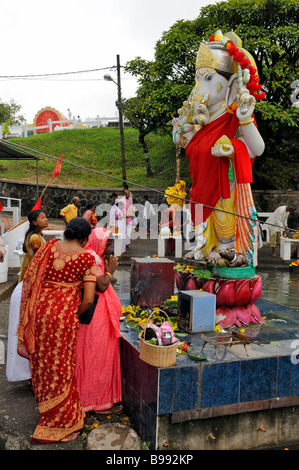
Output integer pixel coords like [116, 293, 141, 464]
[280, 237, 299, 260]
[257, 212, 273, 243]
[0, 197, 22, 233]
[0, 116, 127, 138]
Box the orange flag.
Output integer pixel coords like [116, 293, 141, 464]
[51, 153, 63, 177]
[31, 198, 42, 211]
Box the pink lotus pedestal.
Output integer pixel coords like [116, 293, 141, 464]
[175, 271, 263, 328]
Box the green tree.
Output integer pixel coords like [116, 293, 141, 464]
[125, 0, 299, 188]
[124, 96, 155, 177]
[123, 56, 192, 177]
[0, 98, 25, 126]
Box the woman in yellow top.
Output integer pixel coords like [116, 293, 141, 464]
[18, 210, 49, 282]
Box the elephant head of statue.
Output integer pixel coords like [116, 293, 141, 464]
[172, 30, 265, 149]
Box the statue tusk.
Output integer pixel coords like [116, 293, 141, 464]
[200, 94, 209, 104]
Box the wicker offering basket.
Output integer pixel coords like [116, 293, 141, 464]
[139, 309, 178, 367]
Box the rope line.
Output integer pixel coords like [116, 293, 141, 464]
[0, 66, 117, 79]
[2, 139, 298, 234]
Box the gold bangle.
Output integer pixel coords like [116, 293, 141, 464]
[239, 118, 254, 126]
[106, 272, 112, 280]
[178, 134, 187, 148]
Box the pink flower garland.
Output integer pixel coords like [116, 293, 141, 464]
[209, 35, 266, 101]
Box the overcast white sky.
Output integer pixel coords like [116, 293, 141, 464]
[1, 0, 216, 124]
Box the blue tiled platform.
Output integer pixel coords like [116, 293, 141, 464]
[119, 298, 299, 450]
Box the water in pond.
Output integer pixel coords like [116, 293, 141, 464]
[256, 269, 299, 310]
[115, 266, 299, 311]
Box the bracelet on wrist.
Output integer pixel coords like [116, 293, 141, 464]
[239, 118, 254, 126]
[106, 272, 112, 280]
[179, 134, 187, 147]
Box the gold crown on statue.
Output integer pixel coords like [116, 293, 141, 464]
[195, 30, 265, 101]
[196, 30, 242, 75]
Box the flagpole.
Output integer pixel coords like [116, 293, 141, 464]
[39, 153, 63, 199]
[6, 179, 53, 232]
[6, 154, 63, 232]
[39, 178, 52, 199]
[6, 218, 29, 232]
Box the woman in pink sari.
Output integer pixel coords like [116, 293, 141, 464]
[75, 227, 122, 414]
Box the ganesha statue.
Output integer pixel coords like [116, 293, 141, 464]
[172, 30, 265, 265]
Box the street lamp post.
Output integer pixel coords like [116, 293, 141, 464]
[104, 55, 126, 182]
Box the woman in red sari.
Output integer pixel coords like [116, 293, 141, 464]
[75, 227, 122, 414]
[17, 217, 97, 443]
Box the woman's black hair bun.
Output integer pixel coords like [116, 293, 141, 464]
[64, 217, 91, 240]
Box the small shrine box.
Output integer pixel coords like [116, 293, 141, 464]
[130, 257, 175, 306]
[178, 290, 216, 333]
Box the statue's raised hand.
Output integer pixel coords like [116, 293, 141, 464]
[192, 103, 209, 126]
[236, 89, 256, 121]
[172, 117, 195, 147]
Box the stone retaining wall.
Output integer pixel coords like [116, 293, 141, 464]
[0, 179, 298, 227]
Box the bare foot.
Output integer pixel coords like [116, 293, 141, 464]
[61, 432, 78, 442]
[96, 404, 123, 415]
[27, 379, 33, 391]
[272, 253, 278, 257]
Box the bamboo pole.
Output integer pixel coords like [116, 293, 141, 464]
[175, 145, 181, 184]
[6, 177, 53, 232]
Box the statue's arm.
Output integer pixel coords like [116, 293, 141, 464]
[236, 89, 265, 157]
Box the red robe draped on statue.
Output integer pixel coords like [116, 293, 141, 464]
[185, 112, 254, 224]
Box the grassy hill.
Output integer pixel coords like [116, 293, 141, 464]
[1, 127, 192, 190]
